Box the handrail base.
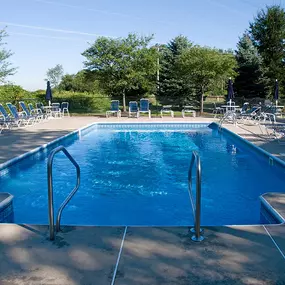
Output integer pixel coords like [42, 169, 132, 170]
[191, 235, 204, 242]
[190, 227, 204, 234]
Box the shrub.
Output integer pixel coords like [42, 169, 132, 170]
[32, 91, 111, 113]
[0, 87, 111, 113]
[52, 92, 111, 113]
[0, 85, 29, 104]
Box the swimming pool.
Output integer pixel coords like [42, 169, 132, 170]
[0, 122, 284, 226]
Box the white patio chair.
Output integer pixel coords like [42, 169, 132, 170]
[161, 105, 174, 118]
[182, 106, 196, 118]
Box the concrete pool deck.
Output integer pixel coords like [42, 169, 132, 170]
[0, 116, 285, 284]
[0, 224, 285, 285]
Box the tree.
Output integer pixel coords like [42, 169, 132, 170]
[0, 84, 28, 104]
[249, 5, 285, 97]
[82, 33, 157, 111]
[58, 74, 75, 91]
[179, 46, 237, 113]
[46, 64, 64, 88]
[0, 29, 17, 83]
[59, 70, 101, 93]
[235, 33, 265, 98]
[158, 36, 194, 106]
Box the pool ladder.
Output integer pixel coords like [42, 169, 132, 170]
[218, 111, 237, 131]
[188, 151, 204, 242]
[47, 146, 80, 240]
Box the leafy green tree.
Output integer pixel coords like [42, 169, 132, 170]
[59, 74, 75, 91]
[158, 36, 194, 106]
[0, 84, 28, 104]
[0, 29, 17, 83]
[46, 64, 64, 88]
[235, 33, 265, 98]
[249, 5, 285, 97]
[82, 33, 157, 111]
[59, 71, 101, 93]
[179, 46, 237, 112]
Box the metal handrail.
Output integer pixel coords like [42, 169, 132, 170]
[219, 111, 237, 131]
[188, 150, 204, 242]
[47, 146, 80, 240]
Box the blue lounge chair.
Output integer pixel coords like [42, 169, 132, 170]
[19, 101, 42, 123]
[139, 99, 151, 118]
[239, 103, 249, 115]
[0, 104, 14, 132]
[28, 103, 46, 120]
[238, 105, 261, 122]
[61, 102, 70, 117]
[6, 103, 27, 127]
[238, 104, 276, 125]
[129, 101, 139, 118]
[106, 100, 121, 118]
[36, 102, 44, 112]
[36, 102, 52, 118]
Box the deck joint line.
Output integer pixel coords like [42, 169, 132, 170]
[263, 225, 285, 260]
[111, 226, 127, 285]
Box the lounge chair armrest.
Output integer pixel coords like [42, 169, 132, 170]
[31, 108, 42, 115]
[18, 111, 27, 118]
[51, 108, 61, 112]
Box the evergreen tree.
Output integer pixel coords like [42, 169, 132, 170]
[249, 5, 285, 97]
[235, 33, 265, 98]
[158, 36, 196, 106]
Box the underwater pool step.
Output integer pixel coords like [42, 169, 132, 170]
[0, 192, 13, 223]
[260, 192, 285, 224]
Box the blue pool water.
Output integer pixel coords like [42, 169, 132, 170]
[0, 123, 285, 226]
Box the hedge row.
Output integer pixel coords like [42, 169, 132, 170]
[37, 93, 111, 113]
[0, 86, 111, 113]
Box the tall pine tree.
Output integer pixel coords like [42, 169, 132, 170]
[158, 36, 197, 106]
[235, 33, 265, 98]
[249, 5, 285, 98]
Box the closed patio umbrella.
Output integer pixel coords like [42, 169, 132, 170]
[274, 79, 279, 107]
[45, 81, 52, 106]
[227, 78, 234, 106]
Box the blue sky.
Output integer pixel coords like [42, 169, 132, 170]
[1, 0, 284, 90]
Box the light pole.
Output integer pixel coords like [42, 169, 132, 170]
[156, 44, 160, 117]
[157, 46, 160, 89]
